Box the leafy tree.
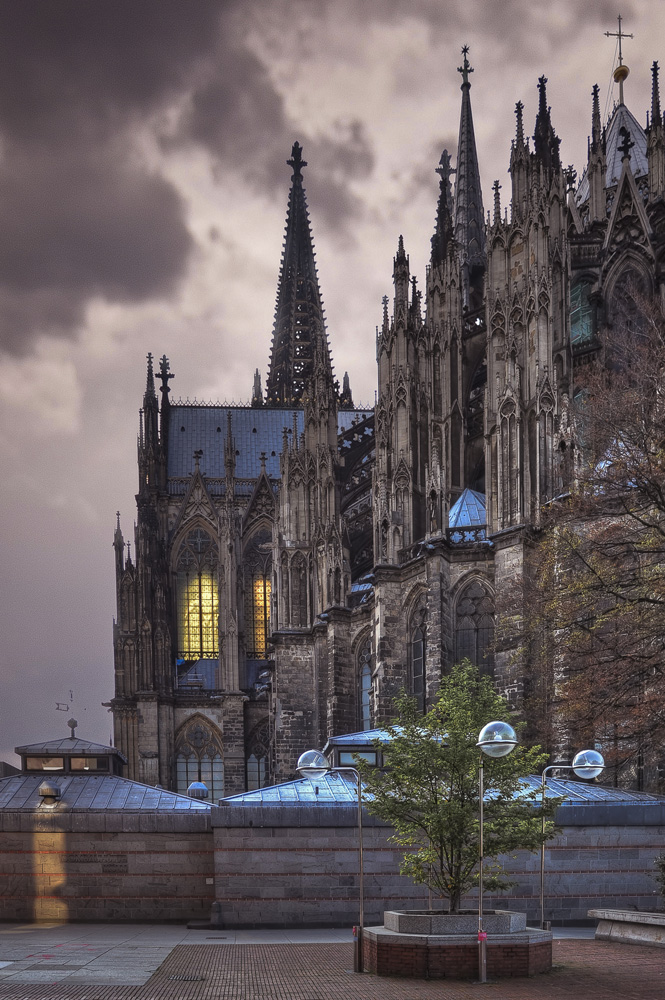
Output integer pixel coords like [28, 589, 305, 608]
[355, 661, 556, 913]
[508, 293, 665, 788]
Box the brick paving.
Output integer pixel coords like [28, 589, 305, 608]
[0, 939, 663, 1000]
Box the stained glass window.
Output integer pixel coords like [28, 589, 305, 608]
[176, 528, 219, 659]
[244, 530, 272, 659]
[455, 581, 494, 674]
[175, 718, 224, 800]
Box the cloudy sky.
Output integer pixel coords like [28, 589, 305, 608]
[1, 0, 663, 763]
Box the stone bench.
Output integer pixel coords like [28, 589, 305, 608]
[588, 908, 665, 948]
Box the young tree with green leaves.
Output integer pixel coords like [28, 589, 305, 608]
[356, 661, 557, 913]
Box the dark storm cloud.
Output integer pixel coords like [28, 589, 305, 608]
[0, 0, 227, 354]
[0, 0, 377, 354]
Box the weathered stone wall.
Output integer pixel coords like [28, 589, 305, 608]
[211, 800, 665, 928]
[212, 804, 427, 927]
[0, 811, 213, 923]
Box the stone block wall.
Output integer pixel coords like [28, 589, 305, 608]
[496, 803, 665, 924]
[0, 811, 214, 923]
[212, 800, 665, 928]
[212, 803, 428, 927]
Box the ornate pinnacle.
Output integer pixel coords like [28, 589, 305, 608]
[652, 61, 661, 127]
[287, 141, 307, 179]
[515, 101, 524, 145]
[492, 180, 501, 225]
[158, 354, 174, 397]
[458, 44, 473, 87]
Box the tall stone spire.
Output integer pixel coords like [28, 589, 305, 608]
[266, 142, 333, 407]
[453, 46, 486, 269]
[533, 76, 561, 174]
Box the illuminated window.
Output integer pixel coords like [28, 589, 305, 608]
[175, 719, 224, 800]
[176, 528, 219, 659]
[244, 530, 272, 659]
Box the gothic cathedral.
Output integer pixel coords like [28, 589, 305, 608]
[111, 45, 665, 797]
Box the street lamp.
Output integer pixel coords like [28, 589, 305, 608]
[539, 749, 605, 929]
[297, 749, 365, 973]
[476, 720, 518, 984]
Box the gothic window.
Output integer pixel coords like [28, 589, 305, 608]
[455, 580, 494, 674]
[571, 280, 595, 347]
[175, 718, 224, 799]
[409, 601, 427, 713]
[246, 721, 270, 790]
[358, 637, 373, 731]
[291, 552, 308, 627]
[175, 527, 219, 659]
[244, 529, 272, 659]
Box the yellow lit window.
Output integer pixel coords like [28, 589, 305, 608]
[245, 574, 271, 658]
[176, 528, 219, 660]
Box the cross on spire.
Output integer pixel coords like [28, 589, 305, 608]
[605, 14, 633, 105]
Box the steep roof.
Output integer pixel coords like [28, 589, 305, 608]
[576, 101, 648, 206]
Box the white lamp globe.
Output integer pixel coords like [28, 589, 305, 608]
[572, 749, 604, 780]
[296, 749, 330, 779]
[477, 720, 518, 758]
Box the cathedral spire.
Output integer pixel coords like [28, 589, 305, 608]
[431, 149, 455, 267]
[651, 61, 662, 128]
[591, 84, 602, 153]
[533, 75, 561, 174]
[453, 45, 486, 268]
[266, 142, 333, 407]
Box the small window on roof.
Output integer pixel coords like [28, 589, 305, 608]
[339, 750, 376, 766]
[25, 756, 64, 771]
[70, 756, 109, 772]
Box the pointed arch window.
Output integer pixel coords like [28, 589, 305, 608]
[409, 601, 427, 713]
[358, 638, 373, 731]
[455, 580, 494, 675]
[175, 718, 224, 800]
[246, 721, 270, 790]
[244, 529, 272, 659]
[176, 527, 219, 659]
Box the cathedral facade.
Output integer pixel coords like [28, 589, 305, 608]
[111, 47, 665, 797]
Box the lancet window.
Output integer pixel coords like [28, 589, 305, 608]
[175, 527, 219, 660]
[409, 600, 427, 713]
[175, 717, 224, 799]
[358, 637, 373, 731]
[244, 529, 272, 659]
[455, 580, 494, 674]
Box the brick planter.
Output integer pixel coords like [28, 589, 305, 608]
[363, 910, 552, 979]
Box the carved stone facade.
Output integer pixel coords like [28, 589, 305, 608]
[111, 50, 665, 796]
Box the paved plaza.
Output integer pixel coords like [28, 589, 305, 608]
[0, 923, 662, 999]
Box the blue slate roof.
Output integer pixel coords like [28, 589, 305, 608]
[167, 406, 372, 483]
[449, 488, 486, 528]
[576, 101, 648, 205]
[0, 773, 211, 811]
[219, 770, 663, 807]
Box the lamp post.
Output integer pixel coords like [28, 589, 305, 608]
[297, 749, 365, 973]
[476, 720, 518, 984]
[539, 749, 605, 929]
